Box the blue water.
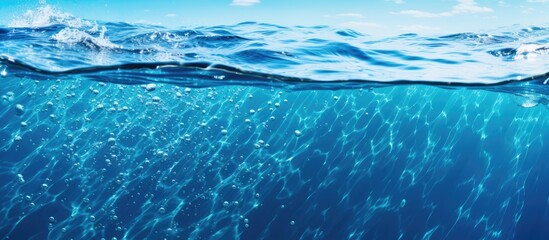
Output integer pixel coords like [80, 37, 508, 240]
[1, 4, 549, 240]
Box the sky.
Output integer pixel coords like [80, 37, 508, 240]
[0, 0, 548, 36]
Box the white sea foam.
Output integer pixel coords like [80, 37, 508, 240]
[514, 43, 549, 60]
[8, 4, 91, 29]
[52, 26, 120, 49]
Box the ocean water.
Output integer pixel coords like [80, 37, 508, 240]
[1, 4, 549, 240]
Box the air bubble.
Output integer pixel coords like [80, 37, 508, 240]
[294, 130, 302, 137]
[0, 65, 7, 77]
[16, 174, 25, 184]
[145, 83, 157, 91]
[15, 104, 25, 116]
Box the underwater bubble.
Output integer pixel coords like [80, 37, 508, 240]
[145, 83, 157, 91]
[221, 129, 228, 135]
[223, 201, 230, 207]
[290, 220, 295, 226]
[400, 199, 407, 208]
[249, 109, 256, 114]
[294, 130, 302, 137]
[20, 122, 28, 128]
[15, 104, 25, 116]
[108, 137, 116, 144]
[274, 103, 280, 108]
[152, 96, 161, 102]
[14, 135, 22, 142]
[333, 96, 339, 100]
[175, 92, 183, 98]
[159, 207, 166, 214]
[16, 174, 25, 184]
[89, 215, 96, 222]
[184, 87, 191, 94]
[0, 65, 6, 77]
[49, 216, 55, 222]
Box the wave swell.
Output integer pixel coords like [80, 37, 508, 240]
[0, 4, 548, 93]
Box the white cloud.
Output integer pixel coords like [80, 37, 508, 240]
[386, 0, 405, 4]
[325, 13, 364, 19]
[452, 0, 493, 13]
[335, 13, 364, 18]
[165, 13, 177, 18]
[231, 0, 260, 6]
[398, 24, 440, 32]
[392, 0, 493, 18]
[340, 21, 383, 28]
[527, 0, 549, 2]
[393, 10, 452, 18]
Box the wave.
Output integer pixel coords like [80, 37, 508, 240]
[0, 4, 548, 93]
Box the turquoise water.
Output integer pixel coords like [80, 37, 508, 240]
[1, 4, 549, 240]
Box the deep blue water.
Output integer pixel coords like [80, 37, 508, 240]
[1, 4, 549, 240]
